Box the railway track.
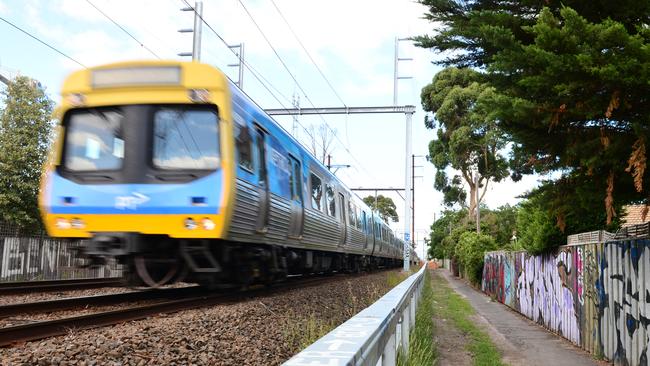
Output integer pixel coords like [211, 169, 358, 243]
[0, 278, 123, 295]
[0, 274, 352, 347]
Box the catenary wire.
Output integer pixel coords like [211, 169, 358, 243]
[85, 0, 161, 59]
[235, 0, 377, 180]
[268, 0, 347, 108]
[0, 16, 86, 68]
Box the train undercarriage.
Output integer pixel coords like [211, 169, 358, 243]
[81, 234, 403, 288]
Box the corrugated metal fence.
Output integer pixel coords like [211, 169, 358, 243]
[0, 221, 121, 282]
[482, 225, 650, 365]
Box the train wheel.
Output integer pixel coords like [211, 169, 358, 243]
[134, 255, 179, 288]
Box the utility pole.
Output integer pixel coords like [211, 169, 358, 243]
[291, 93, 300, 137]
[228, 43, 244, 89]
[475, 173, 480, 234]
[264, 105, 416, 271]
[412, 154, 424, 250]
[393, 37, 413, 106]
[404, 111, 412, 271]
[178, 2, 203, 61]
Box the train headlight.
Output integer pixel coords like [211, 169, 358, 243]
[71, 218, 85, 229]
[55, 218, 71, 229]
[202, 218, 215, 230]
[184, 218, 197, 230]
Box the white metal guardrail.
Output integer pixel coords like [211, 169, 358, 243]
[284, 263, 427, 366]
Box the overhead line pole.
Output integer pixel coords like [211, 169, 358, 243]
[268, 105, 416, 271]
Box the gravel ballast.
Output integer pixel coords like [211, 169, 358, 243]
[1, 270, 402, 365]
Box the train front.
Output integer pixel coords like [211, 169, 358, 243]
[39, 61, 234, 287]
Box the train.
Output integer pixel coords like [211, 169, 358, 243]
[38, 60, 417, 288]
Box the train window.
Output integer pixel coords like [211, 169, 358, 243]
[289, 156, 302, 202]
[348, 202, 356, 227]
[326, 184, 336, 217]
[357, 208, 363, 230]
[338, 193, 346, 223]
[235, 122, 253, 171]
[254, 127, 267, 184]
[153, 107, 220, 170]
[310, 173, 323, 211]
[63, 108, 124, 171]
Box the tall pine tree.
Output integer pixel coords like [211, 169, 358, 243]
[0, 76, 54, 228]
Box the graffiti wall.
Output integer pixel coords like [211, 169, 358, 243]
[482, 239, 650, 365]
[0, 236, 122, 282]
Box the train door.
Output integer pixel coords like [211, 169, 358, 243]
[338, 192, 347, 246]
[362, 211, 370, 251]
[288, 156, 304, 238]
[254, 125, 269, 233]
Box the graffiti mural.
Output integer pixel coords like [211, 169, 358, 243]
[483, 243, 601, 361]
[0, 237, 121, 282]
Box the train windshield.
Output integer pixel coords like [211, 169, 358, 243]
[63, 109, 124, 171]
[152, 107, 220, 170]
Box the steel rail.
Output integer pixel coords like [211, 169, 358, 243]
[0, 286, 203, 318]
[0, 278, 123, 295]
[0, 273, 363, 346]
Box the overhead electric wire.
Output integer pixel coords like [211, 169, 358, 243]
[176, 0, 367, 176]
[235, 0, 377, 180]
[268, 0, 347, 108]
[85, 0, 161, 59]
[0, 16, 86, 68]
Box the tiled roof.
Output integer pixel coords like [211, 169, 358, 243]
[622, 205, 650, 227]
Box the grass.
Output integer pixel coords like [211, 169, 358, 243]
[431, 272, 506, 366]
[284, 269, 416, 353]
[398, 270, 435, 366]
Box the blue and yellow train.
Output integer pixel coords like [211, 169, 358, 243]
[39, 60, 415, 287]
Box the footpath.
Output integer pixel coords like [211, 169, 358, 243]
[436, 269, 604, 366]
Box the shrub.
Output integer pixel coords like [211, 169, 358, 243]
[455, 231, 497, 285]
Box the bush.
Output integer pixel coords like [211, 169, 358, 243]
[516, 199, 563, 254]
[455, 231, 497, 285]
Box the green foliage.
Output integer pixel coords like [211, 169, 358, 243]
[479, 204, 518, 246]
[516, 197, 564, 254]
[421, 67, 509, 215]
[455, 232, 497, 285]
[362, 195, 399, 222]
[428, 209, 467, 259]
[398, 270, 435, 366]
[416, 0, 650, 226]
[0, 77, 53, 229]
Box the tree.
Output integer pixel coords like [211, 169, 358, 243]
[307, 123, 335, 165]
[422, 67, 509, 218]
[363, 195, 399, 223]
[0, 76, 54, 228]
[416, 1, 650, 228]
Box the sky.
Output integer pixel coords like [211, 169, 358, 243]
[0, 0, 541, 258]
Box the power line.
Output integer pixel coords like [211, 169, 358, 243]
[175, 0, 351, 171]
[0, 16, 86, 68]
[268, 0, 347, 108]
[85, 0, 161, 59]
[235, 0, 377, 180]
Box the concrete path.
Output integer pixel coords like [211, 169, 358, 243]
[437, 269, 605, 366]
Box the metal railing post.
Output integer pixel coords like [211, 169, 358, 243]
[401, 309, 410, 356]
[381, 332, 397, 366]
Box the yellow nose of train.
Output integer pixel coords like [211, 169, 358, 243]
[39, 61, 236, 240]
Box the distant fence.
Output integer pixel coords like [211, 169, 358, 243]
[0, 221, 121, 282]
[482, 227, 650, 366]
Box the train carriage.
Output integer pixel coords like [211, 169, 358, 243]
[39, 60, 405, 287]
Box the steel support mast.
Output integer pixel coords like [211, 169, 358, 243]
[266, 105, 415, 271]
